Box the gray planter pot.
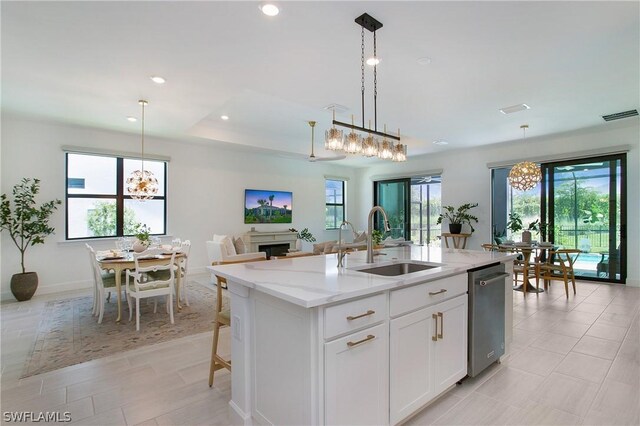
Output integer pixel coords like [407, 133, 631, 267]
[10, 272, 38, 301]
[522, 231, 532, 243]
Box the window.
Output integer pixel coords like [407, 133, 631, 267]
[325, 179, 345, 229]
[66, 153, 167, 239]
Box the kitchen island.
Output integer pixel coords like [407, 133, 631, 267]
[209, 246, 516, 425]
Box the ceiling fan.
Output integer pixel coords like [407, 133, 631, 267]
[307, 121, 346, 162]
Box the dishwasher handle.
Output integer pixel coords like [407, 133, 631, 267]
[478, 272, 510, 286]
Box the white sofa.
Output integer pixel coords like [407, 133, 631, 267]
[206, 234, 266, 282]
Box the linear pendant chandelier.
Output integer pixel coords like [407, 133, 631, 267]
[325, 13, 407, 162]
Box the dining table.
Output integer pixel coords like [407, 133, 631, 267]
[97, 251, 186, 322]
[499, 243, 556, 294]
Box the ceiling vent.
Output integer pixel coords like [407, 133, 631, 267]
[602, 109, 638, 122]
[499, 104, 530, 115]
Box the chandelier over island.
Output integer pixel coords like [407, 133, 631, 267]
[324, 13, 407, 162]
[126, 100, 159, 201]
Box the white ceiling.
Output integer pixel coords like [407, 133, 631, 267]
[2, 1, 638, 165]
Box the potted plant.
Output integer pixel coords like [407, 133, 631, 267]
[133, 223, 152, 252]
[371, 229, 385, 248]
[522, 219, 539, 243]
[436, 203, 479, 234]
[0, 178, 61, 301]
[289, 227, 316, 251]
[506, 212, 523, 238]
[493, 227, 506, 245]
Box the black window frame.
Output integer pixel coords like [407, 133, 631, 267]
[65, 152, 167, 240]
[325, 179, 346, 230]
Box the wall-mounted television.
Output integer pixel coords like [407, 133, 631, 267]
[244, 189, 292, 224]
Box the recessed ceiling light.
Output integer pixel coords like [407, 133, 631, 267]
[366, 57, 380, 66]
[499, 103, 530, 115]
[150, 75, 166, 84]
[417, 57, 432, 65]
[433, 140, 448, 145]
[220, 115, 229, 121]
[127, 116, 137, 122]
[260, 3, 279, 16]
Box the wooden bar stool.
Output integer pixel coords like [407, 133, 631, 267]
[209, 275, 231, 387]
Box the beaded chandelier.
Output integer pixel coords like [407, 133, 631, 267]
[508, 125, 541, 191]
[126, 100, 159, 201]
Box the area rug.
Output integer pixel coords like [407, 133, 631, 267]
[21, 281, 225, 378]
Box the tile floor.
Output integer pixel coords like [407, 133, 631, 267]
[1, 275, 639, 425]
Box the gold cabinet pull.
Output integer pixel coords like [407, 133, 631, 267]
[428, 289, 447, 296]
[438, 312, 444, 339]
[347, 334, 375, 348]
[347, 310, 375, 321]
[432, 313, 438, 341]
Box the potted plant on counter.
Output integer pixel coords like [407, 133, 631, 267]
[0, 178, 61, 301]
[437, 203, 479, 234]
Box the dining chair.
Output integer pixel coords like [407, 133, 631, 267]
[511, 247, 538, 293]
[126, 248, 177, 331]
[536, 249, 581, 297]
[481, 243, 499, 251]
[86, 244, 99, 316]
[147, 240, 191, 307]
[87, 244, 126, 324]
[177, 240, 191, 306]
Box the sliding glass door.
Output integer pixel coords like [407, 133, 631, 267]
[374, 179, 410, 240]
[542, 155, 626, 282]
[492, 153, 626, 283]
[374, 176, 442, 245]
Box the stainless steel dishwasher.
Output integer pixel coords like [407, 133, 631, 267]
[467, 262, 509, 377]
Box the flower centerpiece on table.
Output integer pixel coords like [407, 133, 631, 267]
[133, 223, 151, 252]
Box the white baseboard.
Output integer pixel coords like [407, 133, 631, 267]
[626, 278, 640, 287]
[0, 266, 212, 303]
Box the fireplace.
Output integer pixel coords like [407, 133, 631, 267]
[258, 243, 290, 259]
[242, 230, 298, 255]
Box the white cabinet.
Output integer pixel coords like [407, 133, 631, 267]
[325, 323, 389, 425]
[432, 294, 468, 395]
[390, 294, 468, 425]
[389, 307, 436, 424]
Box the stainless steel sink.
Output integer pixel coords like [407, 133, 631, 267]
[354, 261, 441, 277]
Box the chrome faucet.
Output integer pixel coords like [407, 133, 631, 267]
[337, 221, 356, 268]
[367, 206, 391, 263]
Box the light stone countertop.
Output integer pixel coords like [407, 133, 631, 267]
[208, 246, 517, 308]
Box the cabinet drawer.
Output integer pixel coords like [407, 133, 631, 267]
[390, 274, 467, 317]
[324, 293, 387, 339]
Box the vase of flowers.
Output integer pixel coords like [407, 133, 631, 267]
[133, 224, 151, 252]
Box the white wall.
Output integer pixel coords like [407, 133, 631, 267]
[0, 115, 359, 300]
[355, 119, 640, 286]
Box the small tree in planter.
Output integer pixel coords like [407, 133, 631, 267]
[0, 178, 61, 301]
[437, 203, 479, 234]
